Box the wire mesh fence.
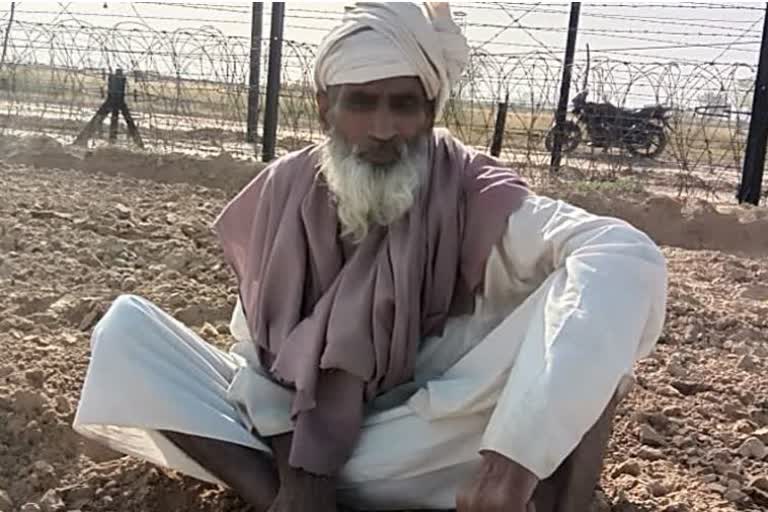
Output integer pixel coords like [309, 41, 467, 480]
[0, 2, 764, 200]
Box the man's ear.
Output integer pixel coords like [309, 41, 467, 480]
[317, 91, 331, 132]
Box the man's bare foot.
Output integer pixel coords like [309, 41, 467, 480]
[267, 433, 339, 512]
[161, 430, 279, 511]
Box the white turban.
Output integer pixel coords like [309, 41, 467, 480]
[314, 2, 470, 117]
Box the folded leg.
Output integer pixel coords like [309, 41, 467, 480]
[73, 294, 272, 486]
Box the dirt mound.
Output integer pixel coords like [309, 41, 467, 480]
[0, 134, 263, 194]
[3, 134, 766, 257]
[552, 191, 768, 257]
[1, 145, 768, 511]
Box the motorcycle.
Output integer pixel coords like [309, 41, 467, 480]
[545, 90, 672, 158]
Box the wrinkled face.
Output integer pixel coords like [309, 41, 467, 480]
[315, 77, 434, 242]
[317, 76, 434, 167]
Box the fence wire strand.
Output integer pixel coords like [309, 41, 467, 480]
[0, 2, 763, 200]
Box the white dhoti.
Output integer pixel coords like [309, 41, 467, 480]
[73, 196, 667, 510]
[73, 293, 516, 510]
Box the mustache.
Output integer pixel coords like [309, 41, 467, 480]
[351, 139, 426, 163]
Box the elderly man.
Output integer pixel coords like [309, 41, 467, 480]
[73, 3, 667, 512]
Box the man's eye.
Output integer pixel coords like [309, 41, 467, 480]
[343, 96, 376, 111]
[391, 98, 422, 113]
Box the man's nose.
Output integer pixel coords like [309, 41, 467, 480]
[368, 107, 397, 142]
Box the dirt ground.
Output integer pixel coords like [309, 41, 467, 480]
[1, 136, 767, 512]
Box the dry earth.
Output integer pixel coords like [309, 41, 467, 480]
[1, 136, 767, 512]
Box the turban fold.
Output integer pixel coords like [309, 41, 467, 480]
[313, 2, 470, 117]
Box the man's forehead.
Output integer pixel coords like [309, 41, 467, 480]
[336, 76, 425, 97]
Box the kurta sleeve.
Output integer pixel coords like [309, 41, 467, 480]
[479, 194, 667, 479]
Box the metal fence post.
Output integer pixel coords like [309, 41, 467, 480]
[737, 3, 768, 206]
[261, 2, 285, 163]
[0, 2, 16, 71]
[549, 2, 581, 174]
[246, 2, 263, 144]
[490, 92, 509, 157]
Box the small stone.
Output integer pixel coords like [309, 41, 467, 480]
[121, 277, 138, 291]
[737, 437, 767, 459]
[20, 504, 41, 512]
[754, 427, 768, 444]
[739, 390, 756, 406]
[12, 389, 46, 412]
[60, 333, 78, 346]
[754, 344, 768, 358]
[723, 403, 748, 420]
[661, 503, 688, 512]
[711, 448, 732, 463]
[648, 480, 671, 497]
[33, 460, 55, 475]
[640, 424, 666, 447]
[700, 474, 718, 484]
[709, 483, 728, 494]
[39, 490, 64, 512]
[737, 354, 756, 371]
[715, 461, 739, 476]
[163, 250, 191, 272]
[733, 419, 756, 433]
[114, 203, 132, 220]
[25, 369, 44, 388]
[648, 412, 671, 430]
[637, 446, 664, 461]
[55, 396, 71, 415]
[65, 485, 93, 503]
[670, 380, 709, 396]
[667, 360, 686, 378]
[0, 490, 13, 511]
[78, 305, 104, 332]
[750, 487, 768, 507]
[751, 410, 768, 426]
[731, 343, 750, 355]
[200, 322, 219, 339]
[750, 476, 768, 492]
[612, 460, 642, 478]
[724, 488, 748, 503]
[663, 405, 683, 417]
[672, 435, 693, 448]
[658, 385, 684, 398]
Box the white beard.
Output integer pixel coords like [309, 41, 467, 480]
[319, 135, 428, 242]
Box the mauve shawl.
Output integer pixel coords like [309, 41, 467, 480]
[213, 130, 528, 474]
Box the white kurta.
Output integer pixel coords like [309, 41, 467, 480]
[73, 195, 667, 510]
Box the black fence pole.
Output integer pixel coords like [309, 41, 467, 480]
[0, 2, 16, 71]
[261, 2, 285, 163]
[490, 92, 509, 157]
[737, 3, 768, 206]
[246, 2, 263, 144]
[549, 2, 581, 174]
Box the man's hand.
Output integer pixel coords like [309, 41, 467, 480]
[456, 450, 539, 512]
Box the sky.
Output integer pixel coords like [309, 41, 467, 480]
[0, 1, 765, 108]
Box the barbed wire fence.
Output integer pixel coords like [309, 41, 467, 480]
[0, 2, 765, 202]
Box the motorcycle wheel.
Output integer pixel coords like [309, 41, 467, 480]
[627, 126, 667, 158]
[544, 120, 582, 154]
